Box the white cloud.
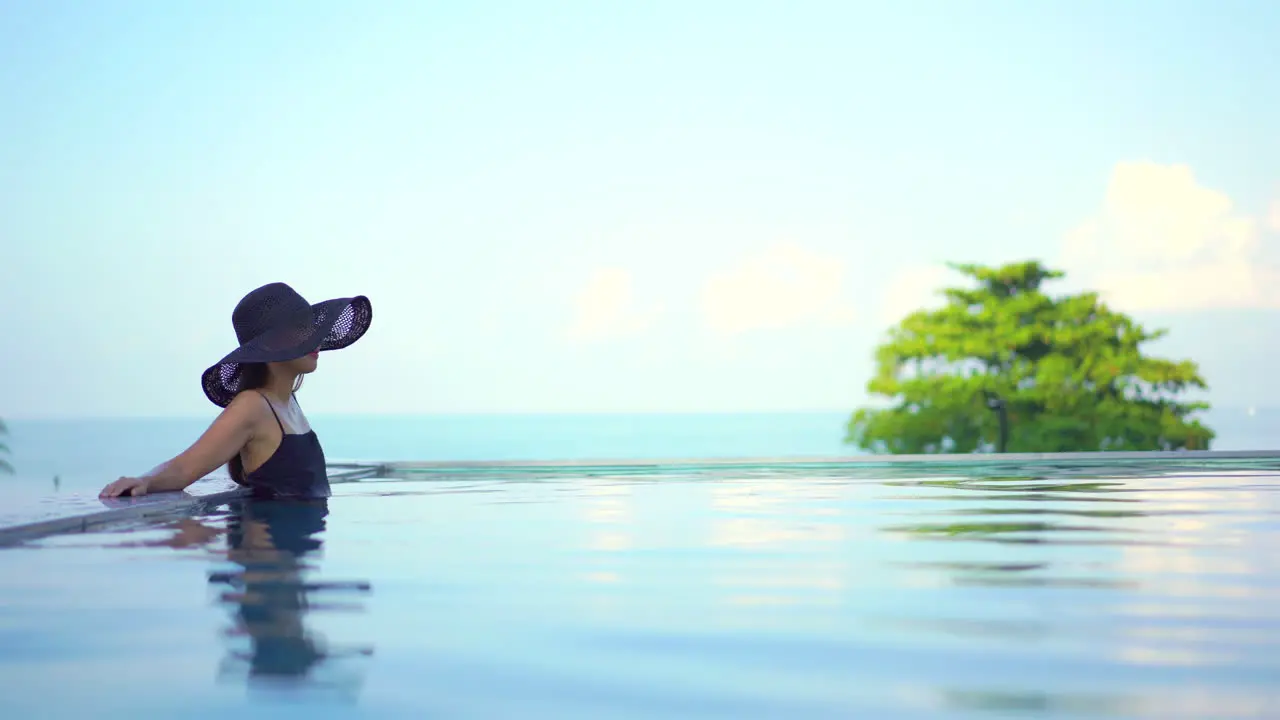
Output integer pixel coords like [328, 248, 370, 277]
[879, 264, 952, 326]
[700, 243, 856, 336]
[1060, 161, 1280, 312]
[567, 267, 660, 343]
[1268, 194, 1280, 233]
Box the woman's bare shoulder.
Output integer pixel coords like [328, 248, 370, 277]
[224, 390, 272, 424]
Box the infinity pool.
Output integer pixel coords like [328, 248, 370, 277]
[2, 460, 1279, 718]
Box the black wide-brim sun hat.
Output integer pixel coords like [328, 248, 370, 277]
[201, 282, 372, 408]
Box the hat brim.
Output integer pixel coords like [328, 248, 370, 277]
[201, 296, 372, 407]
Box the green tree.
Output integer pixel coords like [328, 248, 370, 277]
[846, 260, 1214, 454]
[0, 418, 12, 474]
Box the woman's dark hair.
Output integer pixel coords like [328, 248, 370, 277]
[227, 363, 305, 485]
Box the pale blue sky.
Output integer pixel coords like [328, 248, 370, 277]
[2, 1, 1278, 419]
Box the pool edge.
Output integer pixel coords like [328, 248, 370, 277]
[6, 451, 1280, 545]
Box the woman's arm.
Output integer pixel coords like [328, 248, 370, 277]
[100, 393, 263, 498]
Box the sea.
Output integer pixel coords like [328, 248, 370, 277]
[3, 407, 1277, 497]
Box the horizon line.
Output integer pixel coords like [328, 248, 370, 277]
[3, 405, 1258, 423]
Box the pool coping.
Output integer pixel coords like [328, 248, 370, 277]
[312, 450, 1280, 483]
[0, 462, 383, 546]
[371, 449, 1280, 472]
[0, 478, 247, 547]
[4, 451, 1279, 545]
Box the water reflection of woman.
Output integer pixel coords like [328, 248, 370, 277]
[122, 493, 373, 692]
[211, 497, 373, 690]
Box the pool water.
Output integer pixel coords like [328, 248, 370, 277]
[2, 462, 1279, 718]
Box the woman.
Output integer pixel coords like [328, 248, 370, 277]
[99, 282, 372, 500]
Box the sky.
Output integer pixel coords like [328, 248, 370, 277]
[2, 0, 1279, 419]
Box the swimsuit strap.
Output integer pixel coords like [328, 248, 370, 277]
[255, 390, 287, 434]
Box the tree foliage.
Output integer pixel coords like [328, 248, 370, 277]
[846, 260, 1214, 454]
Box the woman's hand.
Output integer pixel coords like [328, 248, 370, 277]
[100, 476, 150, 498]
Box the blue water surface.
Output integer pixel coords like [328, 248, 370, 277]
[2, 460, 1279, 718]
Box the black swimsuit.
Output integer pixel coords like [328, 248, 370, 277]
[238, 391, 331, 500]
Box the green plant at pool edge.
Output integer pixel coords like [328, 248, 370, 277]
[0, 417, 12, 474]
